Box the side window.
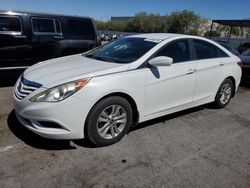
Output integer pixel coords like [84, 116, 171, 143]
[55, 20, 62, 33]
[193, 39, 228, 60]
[0, 16, 21, 33]
[154, 40, 191, 63]
[32, 18, 61, 34]
[67, 19, 94, 36]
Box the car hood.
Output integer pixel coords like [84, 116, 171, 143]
[23, 54, 129, 87]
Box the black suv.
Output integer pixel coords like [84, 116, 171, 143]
[0, 10, 99, 70]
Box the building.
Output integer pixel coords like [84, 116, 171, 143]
[111, 17, 134, 22]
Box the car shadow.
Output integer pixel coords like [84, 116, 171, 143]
[7, 110, 77, 150]
[8, 106, 205, 150]
[0, 70, 23, 87]
[128, 106, 204, 133]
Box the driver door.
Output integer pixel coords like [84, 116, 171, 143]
[144, 39, 197, 117]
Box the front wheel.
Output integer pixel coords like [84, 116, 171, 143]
[213, 78, 234, 108]
[85, 96, 132, 146]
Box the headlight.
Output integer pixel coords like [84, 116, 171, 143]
[30, 78, 91, 102]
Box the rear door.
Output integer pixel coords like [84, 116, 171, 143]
[30, 17, 63, 62]
[191, 39, 230, 103]
[0, 15, 32, 69]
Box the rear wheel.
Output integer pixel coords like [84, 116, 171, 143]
[213, 78, 234, 108]
[85, 96, 132, 146]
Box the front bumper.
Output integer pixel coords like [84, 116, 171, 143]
[14, 94, 94, 140]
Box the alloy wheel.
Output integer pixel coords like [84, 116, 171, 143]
[219, 83, 232, 105]
[97, 105, 127, 139]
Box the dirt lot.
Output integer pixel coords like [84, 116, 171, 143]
[0, 79, 250, 187]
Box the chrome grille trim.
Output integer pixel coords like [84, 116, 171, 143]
[15, 75, 42, 100]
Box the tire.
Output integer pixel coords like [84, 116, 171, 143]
[213, 78, 234, 108]
[85, 96, 133, 146]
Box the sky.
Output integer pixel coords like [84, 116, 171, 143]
[1, 0, 250, 21]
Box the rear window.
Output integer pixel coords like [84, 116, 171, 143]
[0, 16, 21, 33]
[67, 19, 95, 37]
[242, 48, 250, 56]
[193, 39, 229, 60]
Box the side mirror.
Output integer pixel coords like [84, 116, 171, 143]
[148, 56, 173, 66]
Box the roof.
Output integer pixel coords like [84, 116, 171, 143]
[128, 33, 184, 40]
[0, 9, 92, 20]
[212, 20, 250, 27]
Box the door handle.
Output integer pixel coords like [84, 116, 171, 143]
[186, 69, 196, 74]
[219, 63, 225, 66]
[13, 35, 27, 39]
[53, 35, 64, 40]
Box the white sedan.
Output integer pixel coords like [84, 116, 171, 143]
[14, 33, 242, 146]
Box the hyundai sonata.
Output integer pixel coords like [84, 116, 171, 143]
[14, 33, 242, 146]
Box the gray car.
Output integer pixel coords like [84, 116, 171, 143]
[239, 48, 250, 82]
[240, 49, 250, 69]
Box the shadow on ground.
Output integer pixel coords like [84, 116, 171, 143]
[8, 106, 205, 150]
[7, 110, 77, 150]
[129, 106, 204, 133]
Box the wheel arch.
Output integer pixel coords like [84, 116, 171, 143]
[226, 76, 236, 97]
[89, 92, 140, 126]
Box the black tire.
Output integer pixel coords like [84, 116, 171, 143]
[213, 78, 234, 109]
[85, 96, 132, 146]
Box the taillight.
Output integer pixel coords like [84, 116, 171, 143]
[237, 61, 243, 68]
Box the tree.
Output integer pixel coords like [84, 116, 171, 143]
[95, 10, 208, 35]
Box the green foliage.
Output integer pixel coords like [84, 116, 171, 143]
[96, 10, 208, 35]
[96, 20, 127, 31]
[203, 24, 242, 37]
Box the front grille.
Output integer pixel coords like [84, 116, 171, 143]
[15, 75, 42, 100]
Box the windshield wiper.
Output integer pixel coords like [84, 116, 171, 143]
[85, 54, 127, 63]
[92, 56, 115, 63]
[84, 54, 93, 58]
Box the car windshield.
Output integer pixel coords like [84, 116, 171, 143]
[242, 48, 250, 56]
[84, 37, 158, 63]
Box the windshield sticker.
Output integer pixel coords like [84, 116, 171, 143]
[144, 38, 162, 43]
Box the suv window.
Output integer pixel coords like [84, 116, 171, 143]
[55, 20, 62, 33]
[32, 18, 61, 34]
[193, 39, 228, 60]
[67, 19, 94, 36]
[154, 40, 191, 63]
[0, 16, 21, 33]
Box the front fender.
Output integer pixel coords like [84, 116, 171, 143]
[73, 69, 146, 122]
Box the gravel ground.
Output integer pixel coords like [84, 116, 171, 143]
[0, 83, 250, 188]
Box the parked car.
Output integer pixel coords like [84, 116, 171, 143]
[14, 33, 242, 146]
[217, 42, 240, 56]
[0, 10, 99, 70]
[238, 42, 250, 54]
[239, 48, 250, 79]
